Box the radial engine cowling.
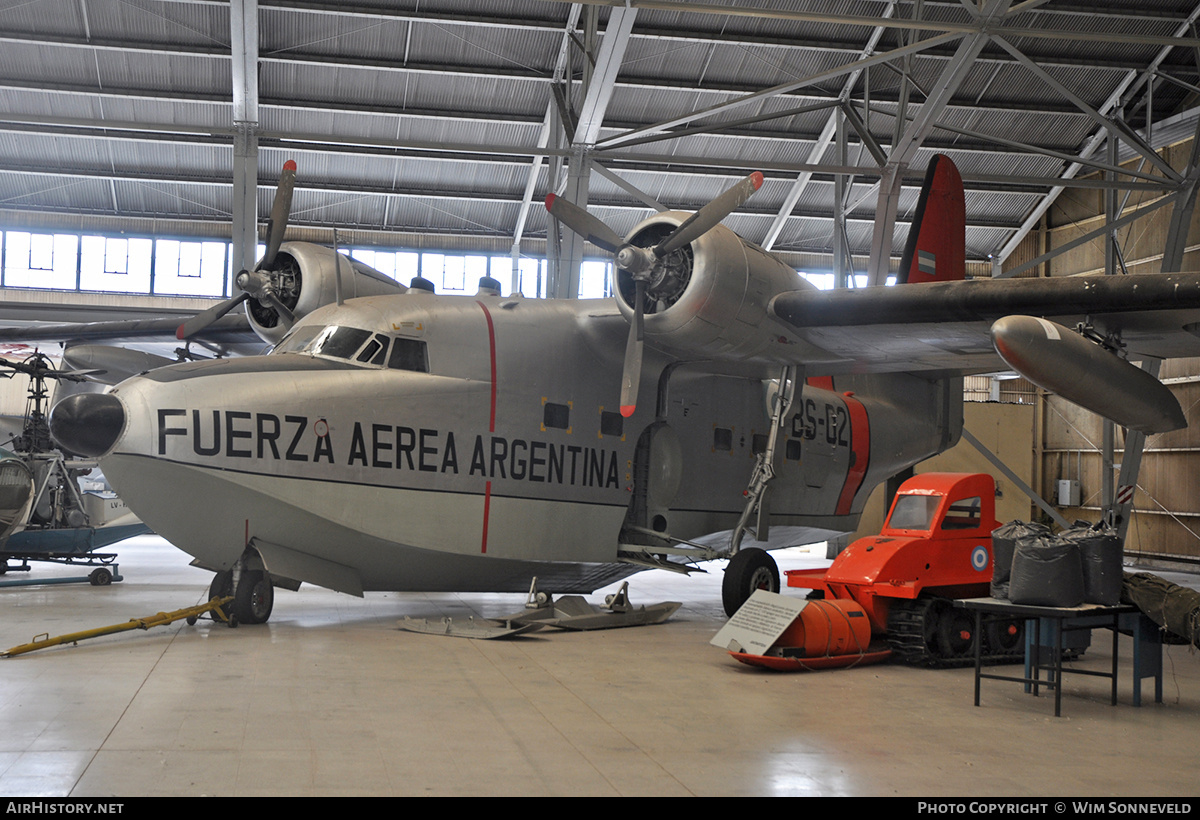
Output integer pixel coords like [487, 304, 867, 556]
[613, 214, 808, 361]
[246, 242, 406, 345]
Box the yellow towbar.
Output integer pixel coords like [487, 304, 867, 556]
[1, 596, 234, 658]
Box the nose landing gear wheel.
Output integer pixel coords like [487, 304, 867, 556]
[208, 569, 274, 625]
[722, 548, 780, 617]
[235, 570, 274, 625]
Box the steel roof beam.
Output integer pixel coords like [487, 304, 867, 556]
[760, 1, 898, 252]
[992, 35, 1182, 183]
[573, 6, 635, 146]
[597, 31, 964, 149]
[867, 0, 1013, 284]
[229, 0, 258, 273]
[993, 0, 1200, 268]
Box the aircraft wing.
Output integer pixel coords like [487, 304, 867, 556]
[0, 314, 264, 358]
[772, 272, 1200, 377]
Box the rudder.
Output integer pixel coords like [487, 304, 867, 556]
[896, 155, 966, 285]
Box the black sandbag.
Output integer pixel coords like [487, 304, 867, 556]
[1122, 572, 1200, 647]
[1009, 535, 1085, 607]
[1060, 525, 1123, 605]
[991, 520, 1050, 600]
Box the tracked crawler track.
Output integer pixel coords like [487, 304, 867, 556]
[886, 597, 1025, 668]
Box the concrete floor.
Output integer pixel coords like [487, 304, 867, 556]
[0, 535, 1197, 797]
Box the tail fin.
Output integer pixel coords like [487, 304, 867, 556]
[896, 154, 965, 285]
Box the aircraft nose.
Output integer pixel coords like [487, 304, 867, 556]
[50, 393, 126, 457]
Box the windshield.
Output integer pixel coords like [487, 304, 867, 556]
[273, 324, 429, 373]
[887, 494, 941, 531]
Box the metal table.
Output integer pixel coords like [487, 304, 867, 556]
[958, 598, 1162, 717]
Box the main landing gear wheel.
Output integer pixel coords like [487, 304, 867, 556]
[208, 569, 274, 626]
[235, 570, 274, 625]
[722, 548, 780, 617]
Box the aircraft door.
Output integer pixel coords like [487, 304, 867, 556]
[625, 420, 683, 533]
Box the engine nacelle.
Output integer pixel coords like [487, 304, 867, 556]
[614, 214, 811, 361]
[246, 242, 406, 345]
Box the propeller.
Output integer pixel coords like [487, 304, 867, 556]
[177, 160, 299, 340]
[546, 171, 763, 417]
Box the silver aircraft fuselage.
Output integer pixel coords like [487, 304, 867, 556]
[70, 291, 956, 596]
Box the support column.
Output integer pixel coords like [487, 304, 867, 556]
[1111, 110, 1200, 537]
[230, 0, 259, 279]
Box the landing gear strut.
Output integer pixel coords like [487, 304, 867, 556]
[722, 366, 794, 618]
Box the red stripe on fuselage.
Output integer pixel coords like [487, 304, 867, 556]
[835, 393, 870, 516]
[476, 301, 498, 433]
[476, 301, 498, 553]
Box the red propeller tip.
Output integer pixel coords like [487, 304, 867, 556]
[545, 193, 557, 211]
[620, 405, 636, 418]
[283, 160, 297, 171]
[175, 325, 186, 340]
[750, 171, 764, 189]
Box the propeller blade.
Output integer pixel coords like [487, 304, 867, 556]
[545, 193, 624, 253]
[260, 160, 297, 270]
[655, 171, 763, 257]
[258, 289, 296, 328]
[619, 279, 646, 418]
[176, 292, 249, 340]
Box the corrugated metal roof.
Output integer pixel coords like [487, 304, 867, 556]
[0, 0, 1197, 268]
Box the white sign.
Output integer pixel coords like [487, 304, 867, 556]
[710, 589, 807, 656]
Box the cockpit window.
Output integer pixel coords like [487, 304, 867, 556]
[274, 324, 429, 372]
[356, 334, 391, 365]
[312, 326, 372, 359]
[274, 324, 322, 354]
[388, 338, 429, 372]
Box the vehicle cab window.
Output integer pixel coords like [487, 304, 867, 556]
[887, 494, 940, 532]
[940, 497, 982, 530]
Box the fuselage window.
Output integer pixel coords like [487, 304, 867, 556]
[752, 433, 768, 455]
[388, 338, 429, 373]
[599, 410, 623, 438]
[543, 402, 570, 430]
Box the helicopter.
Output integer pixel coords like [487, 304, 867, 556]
[0, 350, 148, 585]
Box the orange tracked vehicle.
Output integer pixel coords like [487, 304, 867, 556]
[786, 473, 1019, 665]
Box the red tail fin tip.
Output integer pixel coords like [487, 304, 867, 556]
[896, 154, 965, 285]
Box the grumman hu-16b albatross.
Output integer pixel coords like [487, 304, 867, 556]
[45, 156, 1200, 635]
